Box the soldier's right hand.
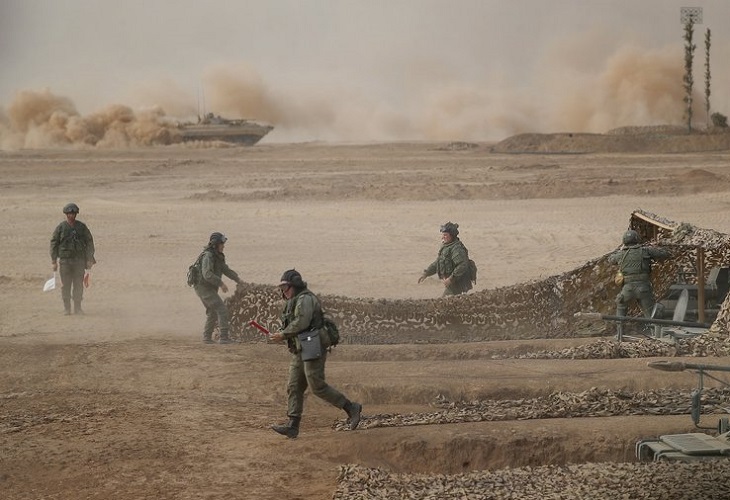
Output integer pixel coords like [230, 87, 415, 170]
[52, 262, 58, 272]
[220, 282, 229, 293]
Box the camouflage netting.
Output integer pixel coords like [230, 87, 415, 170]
[225, 209, 730, 344]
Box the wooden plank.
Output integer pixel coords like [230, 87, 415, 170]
[631, 211, 675, 230]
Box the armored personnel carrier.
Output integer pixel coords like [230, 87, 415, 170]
[178, 113, 273, 145]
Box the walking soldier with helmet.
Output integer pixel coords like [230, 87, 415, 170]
[269, 269, 362, 438]
[192, 232, 244, 344]
[50, 203, 96, 315]
[419, 221, 475, 296]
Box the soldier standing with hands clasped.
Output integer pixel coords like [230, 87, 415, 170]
[50, 203, 95, 315]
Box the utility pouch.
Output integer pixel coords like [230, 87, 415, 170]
[298, 330, 322, 361]
[614, 271, 624, 286]
[614, 249, 628, 286]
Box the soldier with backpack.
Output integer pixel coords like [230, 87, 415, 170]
[190, 232, 243, 344]
[268, 269, 362, 438]
[608, 229, 670, 318]
[418, 221, 476, 296]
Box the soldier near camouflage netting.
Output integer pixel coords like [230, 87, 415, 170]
[608, 229, 671, 318]
[50, 203, 96, 315]
[192, 232, 243, 344]
[268, 269, 362, 438]
[419, 222, 474, 296]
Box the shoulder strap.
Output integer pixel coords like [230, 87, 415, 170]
[297, 290, 324, 330]
[619, 248, 629, 265]
[194, 249, 207, 266]
[459, 240, 469, 257]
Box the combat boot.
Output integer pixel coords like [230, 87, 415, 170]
[344, 401, 362, 430]
[271, 417, 300, 438]
[219, 329, 233, 344]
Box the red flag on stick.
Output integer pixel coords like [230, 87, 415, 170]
[248, 320, 270, 336]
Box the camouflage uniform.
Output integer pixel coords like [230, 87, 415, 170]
[609, 241, 670, 318]
[423, 238, 473, 296]
[50, 210, 95, 314]
[280, 289, 348, 418]
[194, 244, 241, 342]
[271, 269, 361, 438]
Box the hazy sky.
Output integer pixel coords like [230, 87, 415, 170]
[1, 0, 729, 142]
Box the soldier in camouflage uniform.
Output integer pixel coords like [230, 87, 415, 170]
[269, 269, 362, 438]
[419, 221, 473, 296]
[608, 229, 670, 318]
[50, 203, 96, 315]
[193, 232, 243, 344]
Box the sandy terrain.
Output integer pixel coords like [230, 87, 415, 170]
[2, 139, 730, 499]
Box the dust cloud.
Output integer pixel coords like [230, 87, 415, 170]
[193, 42, 704, 142]
[0, 42, 721, 148]
[543, 45, 688, 133]
[0, 89, 179, 149]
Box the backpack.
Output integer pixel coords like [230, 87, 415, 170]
[186, 251, 205, 287]
[322, 314, 340, 347]
[458, 240, 477, 286]
[468, 259, 478, 285]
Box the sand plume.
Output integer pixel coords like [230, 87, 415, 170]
[0, 89, 179, 149]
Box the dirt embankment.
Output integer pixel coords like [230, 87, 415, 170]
[491, 126, 730, 154]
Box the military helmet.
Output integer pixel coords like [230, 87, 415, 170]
[623, 229, 640, 245]
[440, 221, 459, 236]
[62, 203, 80, 214]
[279, 269, 306, 288]
[209, 232, 228, 245]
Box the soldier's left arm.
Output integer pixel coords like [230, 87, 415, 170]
[221, 264, 242, 284]
[607, 251, 619, 264]
[423, 259, 438, 278]
[647, 246, 671, 260]
[82, 223, 96, 266]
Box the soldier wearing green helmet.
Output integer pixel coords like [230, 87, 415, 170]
[418, 222, 473, 296]
[268, 269, 362, 438]
[50, 203, 96, 315]
[193, 232, 243, 344]
[608, 229, 670, 318]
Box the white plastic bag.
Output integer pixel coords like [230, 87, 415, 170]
[43, 272, 57, 292]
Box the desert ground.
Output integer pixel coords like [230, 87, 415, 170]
[2, 138, 730, 499]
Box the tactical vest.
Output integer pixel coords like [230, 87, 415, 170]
[53, 222, 91, 260]
[282, 290, 324, 331]
[619, 246, 650, 275]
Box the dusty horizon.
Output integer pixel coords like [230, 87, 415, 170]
[1, 0, 729, 146]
